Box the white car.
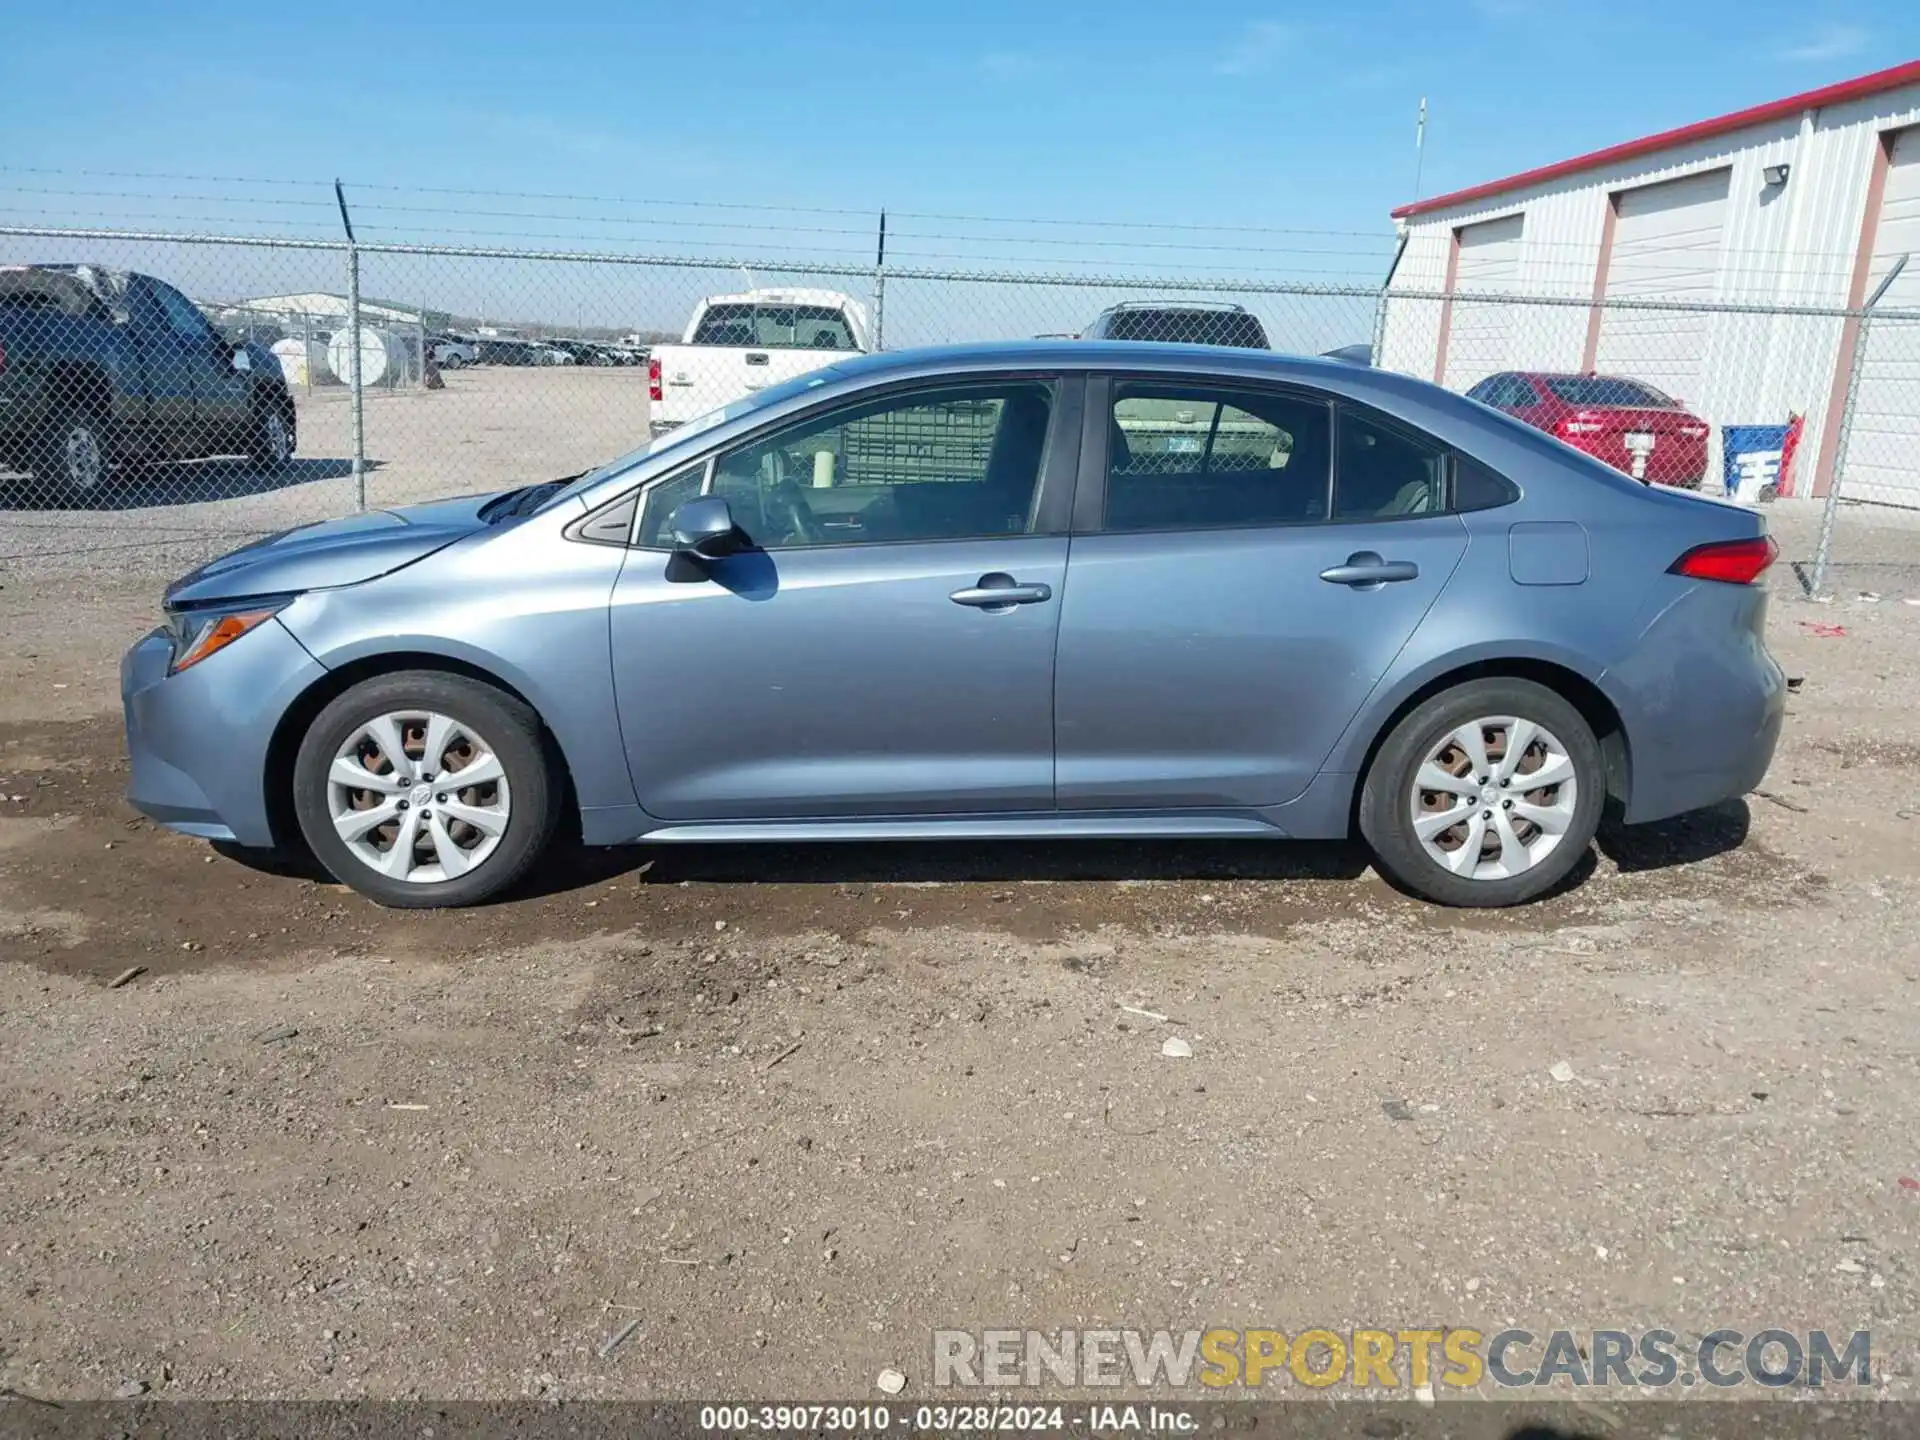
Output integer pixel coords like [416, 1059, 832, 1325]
[648, 288, 868, 437]
[430, 336, 478, 369]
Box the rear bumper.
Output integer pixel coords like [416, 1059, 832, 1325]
[121, 619, 326, 847]
[1608, 584, 1785, 824]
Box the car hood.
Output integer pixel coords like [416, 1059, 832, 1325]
[166, 491, 503, 607]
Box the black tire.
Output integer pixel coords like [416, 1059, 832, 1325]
[440, 352, 466, 370]
[28, 404, 115, 502]
[1359, 677, 1605, 907]
[246, 399, 296, 473]
[292, 671, 561, 908]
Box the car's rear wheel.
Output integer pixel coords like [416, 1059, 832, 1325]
[1359, 677, 1604, 907]
[30, 405, 114, 502]
[292, 671, 559, 908]
[246, 401, 295, 473]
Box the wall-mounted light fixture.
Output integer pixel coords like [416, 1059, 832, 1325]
[1763, 163, 1791, 187]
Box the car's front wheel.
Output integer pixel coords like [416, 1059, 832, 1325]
[292, 671, 560, 908]
[1359, 677, 1604, 907]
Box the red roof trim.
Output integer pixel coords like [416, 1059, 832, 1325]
[1392, 58, 1920, 220]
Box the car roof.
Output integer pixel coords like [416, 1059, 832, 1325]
[820, 340, 1372, 386]
[1098, 300, 1252, 313]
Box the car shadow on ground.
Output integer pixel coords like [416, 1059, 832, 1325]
[1597, 797, 1751, 872]
[0, 456, 373, 511]
[214, 800, 1755, 906]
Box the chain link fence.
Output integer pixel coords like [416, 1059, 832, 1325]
[1, 220, 1914, 594]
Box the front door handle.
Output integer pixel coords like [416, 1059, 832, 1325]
[1319, 551, 1419, 587]
[950, 572, 1053, 610]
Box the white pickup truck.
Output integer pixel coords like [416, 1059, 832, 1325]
[647, 287, 869, 437]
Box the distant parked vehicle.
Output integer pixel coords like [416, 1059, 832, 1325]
[1080, 301, 1270, 349]
[1466, 372, 1711, 488]
[430, 335, 478, 369]
[0, 264, 296, 498]
[535, 345, 577, 367]
[648, 288, 869, 437]
[474, 338, 544, 367]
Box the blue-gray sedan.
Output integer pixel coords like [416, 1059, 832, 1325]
[121, 343, 1785, 908]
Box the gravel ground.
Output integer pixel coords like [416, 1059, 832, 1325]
[0, 431, 1918, 1408]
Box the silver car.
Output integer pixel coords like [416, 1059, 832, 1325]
[121, 342, 1785, 909]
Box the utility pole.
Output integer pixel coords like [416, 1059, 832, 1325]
[1413, 97, 1429, 201]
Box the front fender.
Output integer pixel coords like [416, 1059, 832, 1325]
[277, 530, 637, 814]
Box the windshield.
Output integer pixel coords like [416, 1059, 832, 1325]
[538, 366, 849, 510]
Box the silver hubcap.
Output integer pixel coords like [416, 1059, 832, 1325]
[1410, 716, 1579, 881]
[64, 424, 103, 490]
[263, 412, 290, 464]
[327, 710, 511, 883]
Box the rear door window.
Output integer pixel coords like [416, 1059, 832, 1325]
[1103, 383, 1331, 531]
[1333, 408, 1448, 519]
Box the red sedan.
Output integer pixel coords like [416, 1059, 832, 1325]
[1465, 372, 1711, 488]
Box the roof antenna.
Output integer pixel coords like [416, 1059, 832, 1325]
[1412, 97, 1428, 201]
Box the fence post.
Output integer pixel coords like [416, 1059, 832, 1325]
[871, 209, 887, 352]
[1368, 287, 1391, 371]
[1810, 252, 1908, 598]
[335, 180, 368, 513]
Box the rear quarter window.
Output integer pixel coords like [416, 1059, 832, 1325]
[1453, 455, 1520, 512]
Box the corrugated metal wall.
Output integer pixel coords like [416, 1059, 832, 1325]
[1379, 80, 1920, 495]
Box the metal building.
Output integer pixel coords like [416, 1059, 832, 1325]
[1378, 59, 1920, 503]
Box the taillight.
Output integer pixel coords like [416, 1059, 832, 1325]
[647, 356, 662, 403]
[1669, 535, 1778, 584]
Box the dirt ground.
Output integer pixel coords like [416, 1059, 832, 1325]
[1, 480, 1918, 1407]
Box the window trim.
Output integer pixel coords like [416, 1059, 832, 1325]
[612, 372, 1083, 553]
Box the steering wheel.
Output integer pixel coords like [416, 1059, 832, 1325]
[765, 481, 825, 546]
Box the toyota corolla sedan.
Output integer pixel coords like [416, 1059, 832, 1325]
[122, 342, 1785, 909]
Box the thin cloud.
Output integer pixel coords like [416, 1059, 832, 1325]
[1215, 21, 1290, 77]
[1776, 24, 1868, 62]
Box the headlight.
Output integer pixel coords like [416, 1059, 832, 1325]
[164, 601, 288, 674]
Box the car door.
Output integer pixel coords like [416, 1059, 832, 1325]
[148, 278, 250, 452]
[123, 277, 203, 458]
[1053, 375, 1468, 810]
[608, 373, 1080, 821]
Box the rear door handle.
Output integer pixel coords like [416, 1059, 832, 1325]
[950, 573, 1052, 609]
[1320, 551, 1419, 587]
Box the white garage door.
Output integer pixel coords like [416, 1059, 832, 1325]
[1443, 213, 1524, 390]
[1593, 168, 1731, 406]
[1844, 126, 1920, 508]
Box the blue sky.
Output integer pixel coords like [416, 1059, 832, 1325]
[0, 0, 1912, 322]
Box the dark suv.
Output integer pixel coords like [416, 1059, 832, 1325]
[1079, 302, 1270, 349]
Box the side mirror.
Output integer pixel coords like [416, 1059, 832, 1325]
[231, 347, 252, 373]
[669, 495, 743, 559]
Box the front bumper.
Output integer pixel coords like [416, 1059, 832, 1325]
[120, 618, 327, 846]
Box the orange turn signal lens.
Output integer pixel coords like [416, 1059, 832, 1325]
[169, 607, 279, 673]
